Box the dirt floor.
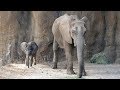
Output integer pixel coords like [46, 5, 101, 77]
[0, 61, 120, 79]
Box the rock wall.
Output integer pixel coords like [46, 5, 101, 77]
[31, 11, 58, 63]
[0, 11, 120, 66]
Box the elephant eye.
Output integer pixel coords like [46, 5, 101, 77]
[75, 27, 78, 30]
[72, 29, 75, 33]
[72, 18, 76, 21]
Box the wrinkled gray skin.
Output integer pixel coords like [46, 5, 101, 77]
[52, 14, 88, 78]
[20, 41, 38, 68]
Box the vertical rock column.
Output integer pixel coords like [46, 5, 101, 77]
[104, 11, 117, 63]
[82, 11, 105, 61]
[0, 11, 19, 65]
[115, 12, 120, 63]
[31, 11, 58, 63]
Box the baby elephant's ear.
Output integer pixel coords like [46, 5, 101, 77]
[80, 16, 88, 22]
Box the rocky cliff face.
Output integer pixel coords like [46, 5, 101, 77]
[0, 11, 20, 65]
[31, 11, 58, 63]
[0, 11, 120, 66]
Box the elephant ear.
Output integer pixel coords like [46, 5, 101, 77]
[59, 17, 73, 44]
[70, 21, 77, 46]
[21, 42, 28, 52]
[80, 16, 88, 22]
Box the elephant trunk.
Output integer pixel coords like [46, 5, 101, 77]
[76, 34, 84, 78]
[28, 55, 29, 68]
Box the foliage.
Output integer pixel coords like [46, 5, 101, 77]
[90, 52, 110, 64]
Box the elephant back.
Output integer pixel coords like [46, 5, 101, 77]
[52, 14, 74, 48]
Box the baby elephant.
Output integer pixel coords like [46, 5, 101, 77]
[20, 41, 38, 68]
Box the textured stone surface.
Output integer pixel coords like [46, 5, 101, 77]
[1, 11, 120, 66]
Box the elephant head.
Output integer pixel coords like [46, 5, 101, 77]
[20, 41, 38, 56]
[70, 16, 88, 46]
[70, 16, 88, 77]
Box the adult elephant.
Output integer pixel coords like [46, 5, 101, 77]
[52, 14, 88, 78]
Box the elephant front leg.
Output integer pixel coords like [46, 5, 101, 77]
[64, 42, 75, 74]
[52, 39, 58, 69]
[33, 55, 37, 65]
[25, 55, 28, 66]
[25, 55, 29, 68]
[30, 56, 33, 67]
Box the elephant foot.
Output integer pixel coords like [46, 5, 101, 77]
[77, 74, 82, 78]
[77, 72, 86, 78]
[64, 66, 67, 69]
[64, 64, 67, 69]
[83, 71, 87, 76]
[26, 64, 28, 67]
[25, 63, 29, 68]
[30, 62, 33, 67]
[34, 62, 36, 65]
[30, 64, 32, 67]
[67, 70, 76, 75]
[52, 62, 57, 69]
[52, 65, 57, 69]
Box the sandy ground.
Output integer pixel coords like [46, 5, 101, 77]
[0, 61, 120, 79]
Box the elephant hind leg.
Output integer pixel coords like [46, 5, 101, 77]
[33, 55, 37, 65]
[25, 55, 29, 68]
[27, 56, 29, 68]
[52, 38, 59, 69]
